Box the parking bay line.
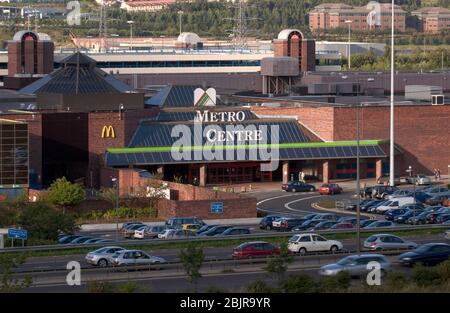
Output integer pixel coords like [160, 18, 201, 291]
[284, 195, 324, 214]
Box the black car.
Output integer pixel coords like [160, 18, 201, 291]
[58, 235, 82, 244]
[217, 227, 250, 236]
[398, 243, 450, 266]
[360, 200, 384, 212]
[292, 219, 325, 231]
[282, 181, 316, 192]
[345, 199, 373, 211]
[407, 211, 432, 225]
[277, 218, 307, 231]
[197, 224, 218, 235]
[259, 215, 282, 230]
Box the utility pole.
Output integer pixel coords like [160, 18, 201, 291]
[178, 10, 183, 35]
[345, 20, 352, 70]
[389, 0, 395, 187]
[356, 75, 361, 254]
[127, 20, 134, 51]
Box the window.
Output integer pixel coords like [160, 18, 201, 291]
[299, 236, 311, 242]
[313, 235, 327, 242]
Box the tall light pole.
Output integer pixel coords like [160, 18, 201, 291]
[345, 20, 352, 70]
[389, 0, 395, 187]
[356, 75, 361, 254]
[178, 10, 184, 35]
[111, 177, 119, 241]
[127, 20, 134, 51]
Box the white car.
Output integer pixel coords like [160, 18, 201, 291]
[415, 174, 431, 185]
[158, 229, 176, 239]
[288, 233, 343, 255]
[85, 246, 125, 267]
[110, 250, 167, 266]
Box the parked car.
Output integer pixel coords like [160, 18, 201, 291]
[426, 194, 450, 206]
[398, 243, 450, 266]
[303, 213, 320, 220]
[120, 222, 143, 231]
[292, 219, 325, 231]
[387, 189, 413, 199]
[375, 197, 416, 214]
[330, 222, 354, 230]
[274, 218, 307, 231]
[158, 229, 176, 239]
[310, 221, 338, 231]
[319, 254, 391, 277]
[346, 199, 373, 211]
[364, 234, 417, 251]
[360, 219, 377, 228]
[425, 187, 449, 197]
[197, 224, 218, 235]
[110, 250, 167, 266]
[122, 224, 146, 239]
[58, 235, 83, 244]
[165, 217, 205, 229]
[394, 210, 417, 224]
[85, 246, 125, 267]
[166, 229, 197, 239]
[413, 174, 432, 185]
[337, 217, 364, 226]
[70, 236, 94, 244]
[182, 224, 202, 232]
[232, 241, 280, 259]
[198, 225, 232, 236]
[385, 208, 410, 221]
[363, 220, 395, 229]
[435, 214, 450, 224]
[311, 213, 341, 222]
[377, 175, 401, 185]
[427, 212, 450, 224]
[288, 233, 343, 254]
[134, 225, 167, 239]
[318, 183, 342, 195]
[218, 227, 250, 236]
[360, 200, 385, 212]
[362, 186, 398, 199]
[83, 238, 105, 244]
[282, 181, 316, 192]
[414, 191, 433, 203]
[407, 211, 433, 225]
[259, 215, 282, 230]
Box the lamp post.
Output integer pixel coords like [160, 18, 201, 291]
[345, 20, 352, 70]
[389, 0, 395, 187]
[406, 166, 416, 218]
[127, 20, 134, 51]
[178, 10, 184, 35]
[111, 177, 119, 241]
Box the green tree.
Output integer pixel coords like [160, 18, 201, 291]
[0, 253, 32, 292]
[18, 202, 78, 242]
[318, 271, 351, 292]
[246, 280, 278, 293]
[99, 187, 118, 209]
[263, 242, 292, 284]
[280, 273, 318, 293]
[46, 177, 85, 213]
[179, 242, 204, 292]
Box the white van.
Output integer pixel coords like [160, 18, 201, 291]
[375, 197, 416, 214]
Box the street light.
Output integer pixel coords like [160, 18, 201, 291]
[345, 20, 352, 70]
[127, 20, 134, 51]
[389, 0, 395, 187]
[406, 166, 416, 218]
[178, 10, 184, 36]
[111, 177, 119, 240]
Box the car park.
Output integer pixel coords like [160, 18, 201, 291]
[303, 213, 320, 220]
[218, 227, 250, 236]
[318, 183, 343, 195]
[197, 224, 218, 235]
[319, 254, 390, 277]
[158, 229, 176, 239]
[120, 222, 143, 231]
[232, 241, 280, 259]
[288, 233, 343, 254]
[312, 213, 341, 222]
[58, 235, 83, 244]
[70, 236, 94, 244]
[363, 220, 395, 229]
[363, 186, 398, 199]
[182, 224, 202, 232]
[165, 217, 205, 229]
[345, 199, 373, 211]
[363, 234, 417, 251]
[367, 201, 390, 213]
[360, 219, 377, 228]
[435, 214, 450, 224]
[424, 187, 449, 197]
[134, 225, 167, 239]
[83, 238, 106, 244]
[360, 200, 384, 212]
[425, 194, 450, 206]
[427, 211, 450, 224]
[85, 246, 125, 267]
[282, 181, 316, 192]
[398, 243, 450, 266]
[387, 189, 413, 199]
[110, 250, 167, 266]
[407, 211, 433, 225]
[259, 215, 282, 230]
[394, 210, 416, 224]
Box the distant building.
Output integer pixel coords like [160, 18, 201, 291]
[120, 0, 175, 12]
[309, 2, 406, 32]
[411, 7, 450, 33]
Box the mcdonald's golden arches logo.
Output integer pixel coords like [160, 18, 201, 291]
[101, 125, 115, 138]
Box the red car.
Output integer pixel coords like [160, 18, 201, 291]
[331, 222, 354, 230]
[318, 183, 343, 195]
[232, 241, 281, 259]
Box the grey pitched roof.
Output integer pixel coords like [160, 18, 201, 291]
[19, 52, 134, 95]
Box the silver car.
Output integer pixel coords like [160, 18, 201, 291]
[414, 174, 431, 185]
[364, 234, 418, 251]
[110, 250, 167, 266]
[319, 254, 391, 277]
[85, 246, 125, 267]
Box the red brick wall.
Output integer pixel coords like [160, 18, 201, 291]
[251, 106, 335, 141]
[334, 105, 450, 174]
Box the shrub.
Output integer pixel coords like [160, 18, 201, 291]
[281, 273, 318, 293]
[385, 271, 409, 290]
[246, 280, 278, 293]
[86, 281, 116, 293]
[412, 265, 441, 287]
[46, 177, 85, 211]
[318, 271, 351, 292]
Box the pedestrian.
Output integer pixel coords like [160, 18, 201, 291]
[298, 170, 302, 182]
[437, 168, 441, 180]
[434, 168, 438, 181]
[301, 171, 306, 183]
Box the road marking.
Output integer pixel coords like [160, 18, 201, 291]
[256, 193, 302, 206]
[284, 195, 323, 214]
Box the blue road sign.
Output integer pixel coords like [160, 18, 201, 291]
[211, 202, 224, 214]
[8, 228, 28, 240]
